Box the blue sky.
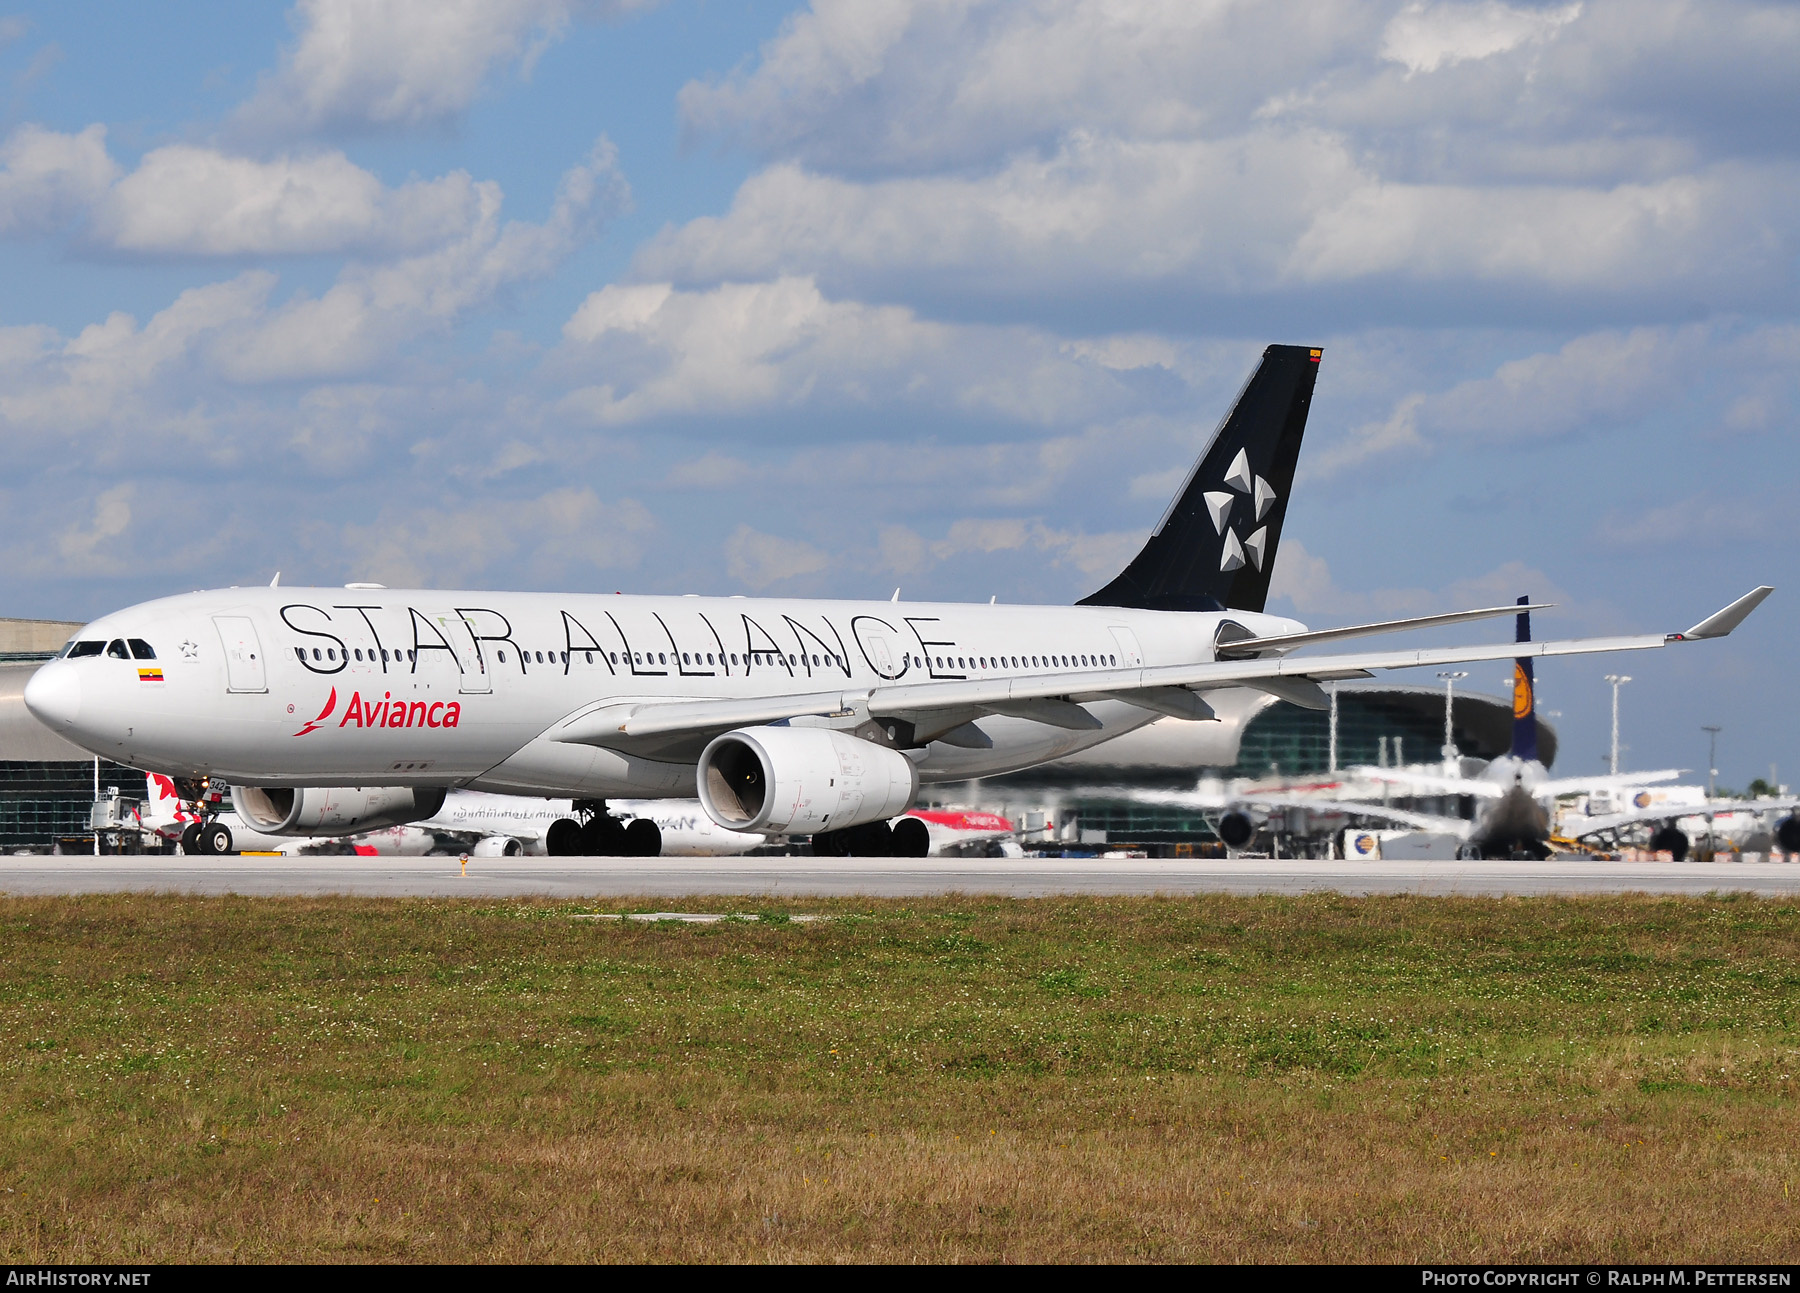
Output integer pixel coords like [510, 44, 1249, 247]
[1, 0, 1795, 787]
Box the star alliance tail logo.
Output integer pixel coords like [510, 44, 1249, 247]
[294, 688, 337, 736]
[1203, 447, 1277, 573]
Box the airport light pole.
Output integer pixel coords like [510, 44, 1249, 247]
[1327, 683, 1339, 775]
[1603, 674, 1631, 775]
[1703, 725, 1722, 799]
[1437, 671, 1467, 772]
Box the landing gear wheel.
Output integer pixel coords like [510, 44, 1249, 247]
[198, 823, 233, 856]
[811, 829, 847, 857]
[1650, 825, 1689, 861]
[853, 820, 895, 857]
[623, 818, 661, 857]
[1778, 816, 1800, 854]
[580, 815, 625, 856]
[891, 816, 931, 858]
[545, 818, 582, 857]
[179, 823, 201, 855]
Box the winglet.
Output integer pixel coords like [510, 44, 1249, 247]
[1674, 586, 1774, 640]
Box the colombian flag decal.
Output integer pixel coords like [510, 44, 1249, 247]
[138, 667, 164, 683]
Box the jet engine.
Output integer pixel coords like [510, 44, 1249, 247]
[471, 834, 524, 858]
[1778, 816, 1800, 854]
[232, 785, 447, 836]
[697, 726, 918, 835]
[1217, 810, 1255, 850]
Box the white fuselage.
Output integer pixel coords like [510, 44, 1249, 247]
[30, 587, 1296, 799]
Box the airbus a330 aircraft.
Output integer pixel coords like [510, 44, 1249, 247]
[24, 346, 1774, 853]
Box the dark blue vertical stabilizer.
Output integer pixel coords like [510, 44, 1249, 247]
[1510, 595, 1539, 763]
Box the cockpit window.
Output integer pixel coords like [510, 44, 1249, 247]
[67, 641, 104, 658]
[127, 639, 156, 660]
[105, 640, 131, 659]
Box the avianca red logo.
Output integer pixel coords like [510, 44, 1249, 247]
[294, 688, 337, 736]
[294, 688, 465, 735]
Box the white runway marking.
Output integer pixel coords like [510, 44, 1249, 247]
[2, 856, 1799, 898]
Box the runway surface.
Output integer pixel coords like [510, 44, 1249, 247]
[3, 855, 1800, 898]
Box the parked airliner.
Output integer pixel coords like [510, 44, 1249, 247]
[24, 346, 1773, 853]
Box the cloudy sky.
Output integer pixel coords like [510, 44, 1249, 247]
[2, 0, 1795, 785]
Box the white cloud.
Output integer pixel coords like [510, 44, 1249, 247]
[1305, 322, 1800, 478]
[636, 136, 1798, 315]
[235, 0, 653, 137]
[337, 486, 656, 587]
[54, 483, 136, 576]
[724, 524, 829, 590]
[662, 0, 1800, 323]
[0, 273, 275, 439]
[558, 274, 1154, 427]
[216, 137, 626, 380]
[0, 124, 119, 237]
[1380, 1, 1582, 76]
[1268, 537, 1572, 625]
[91, 146, 486, 256]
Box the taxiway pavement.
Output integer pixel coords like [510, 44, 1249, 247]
[2, 855, 1799, 898]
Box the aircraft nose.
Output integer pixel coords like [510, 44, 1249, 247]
[24, 660, 82, 729]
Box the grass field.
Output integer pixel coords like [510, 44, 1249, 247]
[0, 892, 1796, 1263]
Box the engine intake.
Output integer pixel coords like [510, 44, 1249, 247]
[698, 726, 919, 835]
[232, 785, 447, 836]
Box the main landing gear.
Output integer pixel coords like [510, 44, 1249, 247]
[546, 803, 662, 857]
[811, 816, 930, 858]
[179, 821, 235, 856]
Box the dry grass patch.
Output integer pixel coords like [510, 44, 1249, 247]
[0, 892, 1795, 1261]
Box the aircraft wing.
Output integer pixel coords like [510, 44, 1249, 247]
[1566, 797, 1800, 838]
[1116, 785, 1470, 835]
[548, 587, 1774, 749]
[1535, 768, 1684, 798]
[1351, 767, 1506, 799]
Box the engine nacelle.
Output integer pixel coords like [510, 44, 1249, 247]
[698, 726, 919, 835]
[232, 785, 447, 836]
[471, 834, 523, 858]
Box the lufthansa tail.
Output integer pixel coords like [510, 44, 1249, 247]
[1080, 343, 1322, 614]
[1511, 595, 1539, 763]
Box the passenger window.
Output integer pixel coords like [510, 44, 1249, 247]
[730, 653, 738, 665]
[127, 639, 156, 660]
[294, 647, 306, 662]
[610, 652, 618, 664]
[497, 650, 506, 663]
[328, 649, 337, 661]
[586, 651, 593, 664]
[408, 650, 415, 663]
[682, 653, 690, 665]
[561, 651, 568, 664]
[313, 648, 322, 661]
[106, 640, 129, 659]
